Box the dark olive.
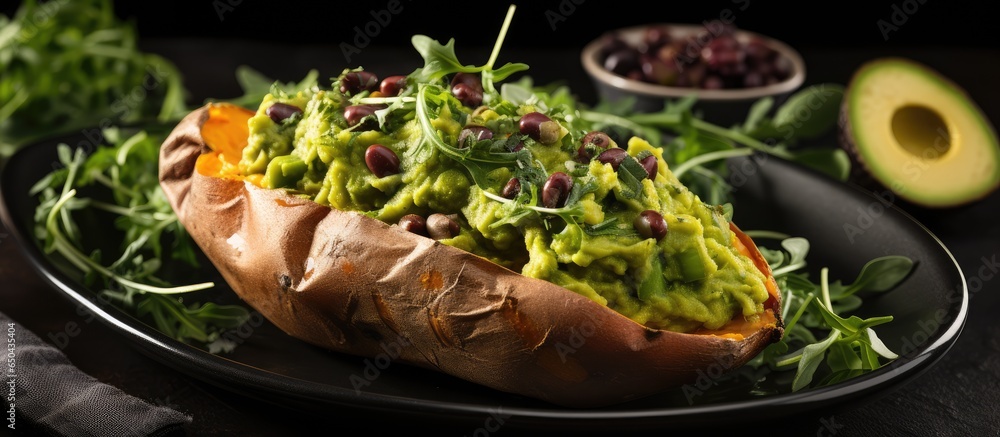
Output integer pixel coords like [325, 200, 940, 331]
[365, 144, 400, 178]
[451, 73, 483, 107]
[266, 103, 303, 123]
[576, 131, 612, 161]
[509, 141, 525, 152]
[641, 55, 679, 86]
[340, 71, 379, 95]
[634, 210, 667, 240]
[501, 178, 521, 199]
[744, 38, 775, 63]
[519, 112, 561, 145]
[542, 172, 572, 209]
[344, 104, 386, 130]
[641, 26, 672, 54]
[379, 75, 407, 96]
[426, 213, 460, 240]
[398, 214, 427, 236]
[772, 56, 793, 80]
[603, 48, 640, 76]
[457, 125, 493, 148]
[596, 147, 629, 171]
[639, 154, 658, 179]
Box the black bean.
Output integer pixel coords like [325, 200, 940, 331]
[501, 178, 521, 199]
[577, 131, 612, 161]
[398, 214, 427, 236]
[365, 144, 401, 178]
[340, 71, 379, 95]
[457, 125, 493, 148]
[344, 104, 385, 130]
[639, 154, 658, 179]
[379, 75, 407, 96]
[451, 73, 483, 107]
[426, 213, 460, 240]
[635, 210, 667, 240]
[542, 172, 572, 209]
[596, 148, 629, 171]
[266, 103, 303, 123]
[519, 112, 561, 145]
[451, 72, 480, 89]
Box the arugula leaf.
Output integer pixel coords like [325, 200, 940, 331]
[747, 232, 910, 393]
[410, 36, 481, 82]
[832, 255, 915, 298]
[771, 237, 809, 276]
[864, 328, 899, 360]
[742, 97, 774, 133]
[790, 331, 839, 391]
[408, 35, 528, 85]
[222, 66, 320, 110]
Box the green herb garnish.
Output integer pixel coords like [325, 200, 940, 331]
[745, 232, 913, 391]
[0, 0, 185, 156]
[31, 128, 251, 347]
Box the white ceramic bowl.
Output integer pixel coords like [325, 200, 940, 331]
[581, 24, 806, 125]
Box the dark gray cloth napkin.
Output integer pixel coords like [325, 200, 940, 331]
[0, 311, 191, 436]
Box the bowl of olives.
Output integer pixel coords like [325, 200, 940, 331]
[581, 23, 805, 125]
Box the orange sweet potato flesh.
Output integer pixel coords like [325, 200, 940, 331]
[159, 103, 783, 407]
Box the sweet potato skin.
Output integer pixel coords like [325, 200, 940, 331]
[159, 103, 782, 407]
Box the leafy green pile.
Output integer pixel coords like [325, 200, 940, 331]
[745, 232, 912, 391]
[2, 0, 329, 349]
[0, 0, 184, 156]
[30, 128, 251, 347]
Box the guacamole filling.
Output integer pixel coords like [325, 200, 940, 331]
[237, 69, 770, 333]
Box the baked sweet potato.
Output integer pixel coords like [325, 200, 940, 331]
[159, 103, 783, 407]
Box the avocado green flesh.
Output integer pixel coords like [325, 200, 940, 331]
[846, 59, 1000, 207]
[240, 87, 770, 332]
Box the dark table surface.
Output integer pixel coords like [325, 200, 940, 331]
[2, 35, 1000, 436]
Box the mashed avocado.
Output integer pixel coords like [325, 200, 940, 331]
[238, 68, 770, 333]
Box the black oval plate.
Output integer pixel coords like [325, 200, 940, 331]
[0, 134, 968, 430]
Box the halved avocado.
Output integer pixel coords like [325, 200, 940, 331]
[841, 58, 1000, 207]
